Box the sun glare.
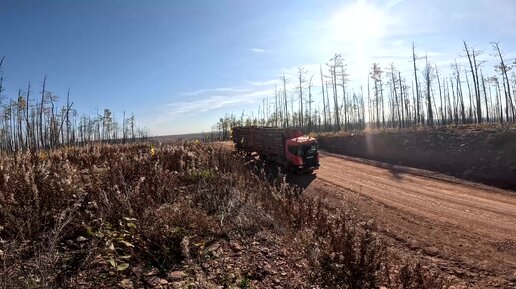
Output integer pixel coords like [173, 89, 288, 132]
[329, 2, 386, 45]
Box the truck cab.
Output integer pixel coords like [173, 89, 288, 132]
[285, 136, 320, 173]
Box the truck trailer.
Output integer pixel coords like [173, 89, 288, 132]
[232, 126, 320, 173]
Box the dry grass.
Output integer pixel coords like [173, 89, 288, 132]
[0, 142, 445, 288]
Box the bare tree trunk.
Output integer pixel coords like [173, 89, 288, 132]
[424, 57, 434, 127]
[412, 43, 421, 125]
[496, 80, 503, 123]
[480, 70, 489, 122]
[390, 65, 401, 128]
[399, 73, 406, 127]
[282, 74, 289, 127]
[330, 55, 340, 130]
[25, 82, 31, 150]
[493, 42, 515, 122]
[297, 67, 306, 130]
[464, 41, 482, 123]
[66, 89, 70, 145]
[435, 65, 444, 125]
[320, 65, 327, 129]
[464, 67, 474, 123]
[472, 49, 483, 122]
[367, 76, 371, 127]
[340, 64, 348, 130]
[39, 76, 46, 149]
[308, 75, 314, 131]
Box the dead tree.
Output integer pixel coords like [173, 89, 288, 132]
[282, 74, 289, 127]
[339, 60, 349, 130]
[296, 67, 307, 129]
[412, 43, 421, 125]
[492, 42, 515, 122]
[308, 75, 314, 131]
[370, 63, 383, 129]
[320, 64, 328, 129]
[39, 76, 46, 149]
[480, 70, 489, 122]
[463, 41, 483, 123]
[390, 64, 401, 128]
[327, 54, 342, 130]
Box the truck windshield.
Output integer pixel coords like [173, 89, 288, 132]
[289, 143, 317, 156]
[300, 143, 317, 156]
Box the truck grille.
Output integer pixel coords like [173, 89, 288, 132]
[304, 155, 318, 167]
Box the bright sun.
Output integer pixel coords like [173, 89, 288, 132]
[329, 1, 386, 44]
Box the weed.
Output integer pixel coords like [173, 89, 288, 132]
[0, 142, 445, 288]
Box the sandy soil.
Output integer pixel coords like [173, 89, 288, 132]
[300, 151, 516, 288]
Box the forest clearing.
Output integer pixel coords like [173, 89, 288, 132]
[1, 41, 516, 287]
[2, 1, 516, 288]
[0, 139, 514, 288]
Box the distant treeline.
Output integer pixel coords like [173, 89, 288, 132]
[0, 57, 148, 153]
[212, 41, 515, 140]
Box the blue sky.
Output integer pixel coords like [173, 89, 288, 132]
[1, 0, 515, 135]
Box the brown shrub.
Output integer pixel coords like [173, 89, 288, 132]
[0, 142, 445, 288]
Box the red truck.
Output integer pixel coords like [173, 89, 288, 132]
[232, 126, 320, 173]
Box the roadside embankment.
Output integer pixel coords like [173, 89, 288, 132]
[315, 125, 516, 190]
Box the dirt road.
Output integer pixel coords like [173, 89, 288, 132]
[302, 151, 516, 288]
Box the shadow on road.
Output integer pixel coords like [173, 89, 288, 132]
[285, 173, 317, 189]
[385, 163, 404, 181]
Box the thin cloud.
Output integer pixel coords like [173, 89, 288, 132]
[181, 87, 251, 96]
[244, 79, 277, 86]
[168, 87, 273, 116]
[385, 0, 405, 8]
[249, 48, 273, 54]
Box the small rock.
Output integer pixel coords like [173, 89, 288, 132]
[207, 243, 220, 252]
[145, 276, 160, 287]
[181, 237, 190, 254]
[76, 236, 88, 242]
[168, 270, 186, 281]
[144, 268, 159, 276]
[118, 279, 134, 289]
[159, 278, 168, 285]
[0, 249, 4, 258]
[209, 249, 221, 258]
[229, 240, 243, 252]
[228, 273, 237, 282]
